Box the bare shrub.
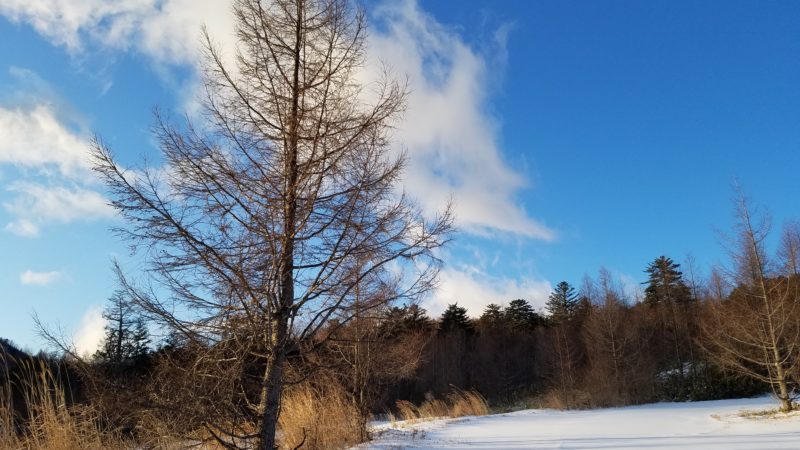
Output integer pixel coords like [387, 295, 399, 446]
[415, 399, 449, 420]
[394, 400, 420, 422]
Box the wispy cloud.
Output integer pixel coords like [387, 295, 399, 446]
[20, 269, 62, 286]
[0, 0, 556, 303]
[365, 1, 554, 239]
[6, 219, 39, 237]
[4, 181, 115, 237]
[0, 0, 234, 66]
[0, 0, 553, 240]
[0, 69, 114, 236]
[0, 104, 91, 179]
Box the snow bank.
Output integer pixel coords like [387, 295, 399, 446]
[359, 396, 800, 449]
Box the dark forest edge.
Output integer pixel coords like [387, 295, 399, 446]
[3, 198, 800, 448]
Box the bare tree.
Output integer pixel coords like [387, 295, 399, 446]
[91, 0, 452, 447]
[547, 321, 583, 395]
[323, 301, 429, 440]
[703, 193, 800, 412]
[582, 269, 654, 405]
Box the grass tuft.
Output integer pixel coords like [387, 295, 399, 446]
[1, 359, 127, 450]
[392, 389, 488, 423]
[278, 380, 363, 450]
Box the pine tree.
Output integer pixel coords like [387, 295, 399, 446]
[129, 318, 151, 361]
[546, 281, 580, 323]
[439, 304, 474, 334]
[644, 256, 692, 307]
[478, 303, 504, 332]
[94, 290, 150, 366]
[95, 290, 132, 365]
[504, 299, 542, 332]
[643, 256, 695, 383]
[383, 304, 434, 333]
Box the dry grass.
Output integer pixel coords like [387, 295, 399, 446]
[538, 388, 593, 410]
[0, 360, 127, 450]
[278, 381, 363, 450]
[738, 405, 800, 420]
[1, 357, 370, 450]
[1, 378, 16, 450]
[389, 389, 489, 423]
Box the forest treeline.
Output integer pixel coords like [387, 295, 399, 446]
[4, 198, 799, 449]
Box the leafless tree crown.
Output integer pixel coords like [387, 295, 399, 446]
[91, 0, 452, 447]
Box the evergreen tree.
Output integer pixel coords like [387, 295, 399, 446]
[439, 303, 474, 334]
[129, 317, 151, 361]
[644, 256, 692, 307]
[383, 304, 434, 333]
[478, 303, 504, 332]
[95, 290, 150, 365]
[643, 256, 695, 385]
[95, 290, 132, 364]
[504, 299, 543, 332]
[546, 281, 580, 323]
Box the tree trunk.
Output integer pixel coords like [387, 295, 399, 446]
[258, 318, 289, 449]
[257, 2, 303, 447]
[772, 343, 793, 412]
[776, 377, 793, 412]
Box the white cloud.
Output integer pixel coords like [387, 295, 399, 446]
[366, 1, 554, 239]
[5, 219, 39, 237]
[0, 0, 234, 65]
[20, 269, 62, 286]
[1, 0, 557, 307]
[0, 0, 553, 240]
[0, 75, 115, 236]
[426, 266, 552, 318]
[0, 0, 151, 54]
[73, 306, 106, 357]
[3, 181, 115, 236]
[5, 182, 113, 222]
[0, 104, 91, 179]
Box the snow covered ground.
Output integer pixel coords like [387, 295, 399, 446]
[360, 396, 800, 449]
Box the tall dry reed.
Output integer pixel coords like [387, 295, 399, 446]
[278, 381, 362, 450]
[0, 359, 126, 450]
[390, 389, 489, 423]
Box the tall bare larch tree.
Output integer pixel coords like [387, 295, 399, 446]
[703, 194, 800, 412]
[91, 0, 452, 447]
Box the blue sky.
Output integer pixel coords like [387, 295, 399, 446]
[1, 0, 798, 353]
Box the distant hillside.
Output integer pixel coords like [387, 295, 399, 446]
[0, 338, 31, 363]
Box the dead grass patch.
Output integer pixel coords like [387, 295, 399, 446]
[538, 389, 593, 410]
[278, 381, 362, 450]
[1, 360, 127, 450]
[389, 389, 488, 423]
[738, 405, 800, 420]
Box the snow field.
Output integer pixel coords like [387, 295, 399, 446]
[360, 396, 800, 449]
